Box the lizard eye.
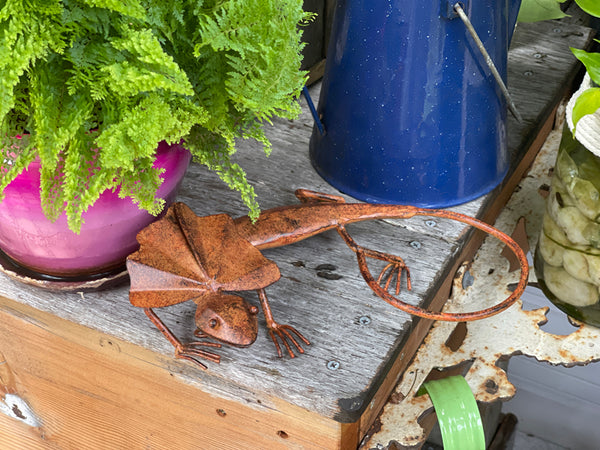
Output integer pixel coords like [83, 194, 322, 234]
[209, 318, 219, 328]
[249, 306, 258, 315]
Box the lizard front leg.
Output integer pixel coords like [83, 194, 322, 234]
[257, 288, 310, 358]
[144, 308, 221, 369]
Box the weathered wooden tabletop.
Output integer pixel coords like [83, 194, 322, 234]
[0, 17, 593, 436]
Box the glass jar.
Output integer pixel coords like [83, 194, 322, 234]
[535, 123, 600, 326]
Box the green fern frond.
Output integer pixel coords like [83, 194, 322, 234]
[29, 55, 94, 171]
[95, 93, 197, 171]
[194, 0, 307, 121]
[39, 150, 67, 223]
[105, 26, 194, 97]
[77, 0, 147, 19]
[115, 159, 165, 216]
[0, 135, 36, 201]
[0, 6, 64, 125]
[186, 124, 259, 219]
[60, 131, 117, 231]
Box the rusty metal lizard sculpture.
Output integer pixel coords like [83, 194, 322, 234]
[126, 189, 528, 369]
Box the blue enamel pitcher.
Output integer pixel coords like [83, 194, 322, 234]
[309, 0, 522, 207]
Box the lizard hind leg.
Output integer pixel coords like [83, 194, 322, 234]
[336, 225, 412, 295]
[378, 261, 411, 295]
[294, 189, 346, 204]
[143, 307, 221, 369]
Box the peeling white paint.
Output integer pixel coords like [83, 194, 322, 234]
[1, 393, 41, 427]
[365, 125, 600, 448]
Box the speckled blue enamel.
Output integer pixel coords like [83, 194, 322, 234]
[310, 0, 522, 207]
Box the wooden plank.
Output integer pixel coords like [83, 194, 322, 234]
[0, 18, 593, 448]
[0, 298, 347, 449]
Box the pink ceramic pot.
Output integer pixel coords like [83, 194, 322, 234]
[0, 141, 191, 280]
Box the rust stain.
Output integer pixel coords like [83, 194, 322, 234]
[484, 379, 499, 394]
[388, 391, 405, 405]
[538, 183, 551, 198]
[558, 348, 575, 360]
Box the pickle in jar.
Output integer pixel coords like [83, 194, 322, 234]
[542, 213, 600, 255]
[563, 248, 594, 283]
[538, 230, 565, 267]
[546, 190, 591, 246]
[583, 220, 600, 248]
[543, 263, 600, 307]
[555, 146, 578, 186]
[584, 251, 600, 285]
[565, 176, 600, 221]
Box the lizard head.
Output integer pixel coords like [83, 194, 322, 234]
[195, 292, 259, 347]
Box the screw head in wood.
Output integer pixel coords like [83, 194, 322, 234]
[358, 316, 371, 325]
[327, 360, 340, 371]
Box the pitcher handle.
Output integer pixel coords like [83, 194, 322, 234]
[302, 86, 325, 135]
[454, 3, 523, 123]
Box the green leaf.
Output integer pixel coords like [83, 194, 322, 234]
[0, 136, 36, 202]
[116, 159, 165, 216]
[29, 55, 94, 170]
[571, 48, 600, 86]
[518, 0, 567, 22]
[106, 26, 194, 97]
[77, 0, 147, 20]
[572, 87, 600, 132]
[575, 0, 600, 18]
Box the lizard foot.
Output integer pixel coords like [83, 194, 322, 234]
[256, 288, 311, 359]
[174, 331, 222, 369]
[144, 307, 222, 370]
[376, 255, 412, 295]
[267, 324, 311, 358]
[336, 225, 411, 295]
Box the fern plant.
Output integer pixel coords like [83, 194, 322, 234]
[0, 0, 309, 232]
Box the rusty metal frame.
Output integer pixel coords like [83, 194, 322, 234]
[364, 123, 600, 449]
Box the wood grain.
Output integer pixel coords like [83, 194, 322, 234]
[0, 298, 350, 449]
